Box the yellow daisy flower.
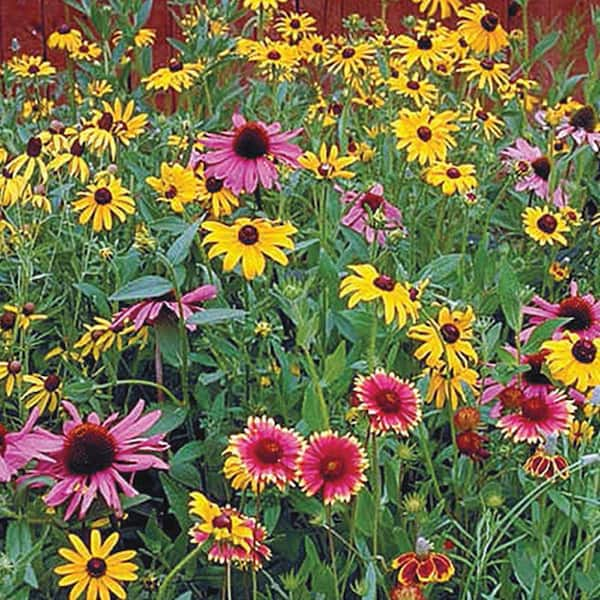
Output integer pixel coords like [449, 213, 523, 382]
[7, 136, 49, 184]
[47, 25, 82, 52]
[3, 302, 47, 330]
[423, 364, 479, 410]
[195, 169, 239, 218]
[47, 138, 90, 183]
[411, 0, 462, 19]
[8, 55, 56, 79]
[55, 530, 138, 600]
[461, 101, 504, 141]
[388, 74, 438, 107]
[243, 0, 287, 11]
[522, 207, 569, 247]
[274, 12, 317, 43]
[424, 162, 477, 195]
[542, 333, 600, 391]
[0, 360, 22, 396]
[458, 3, 508, 54]
[73, 175, 135, 232]
[69, 40, 102, 62]
[568, 420, 594, 445]
[202, 218, 297, 280]
[459, 58, 510, 93]
[22, 373, 62, 414]
[146, 163, 198, 213]
[394, 32, 452, 70]
[549, 261, 570, 282]
[326, 42, 376, 78]
[299, 34, 334, 64]
[21, 98, 55, 122]
[73, 317, 133, 361]
[142, 58, 204, 92]
[298, 143, 357, 179]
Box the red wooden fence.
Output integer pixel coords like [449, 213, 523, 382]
[0, 1, 595, 68]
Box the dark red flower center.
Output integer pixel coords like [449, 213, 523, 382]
[375, 389, 402, 413]
[91, 329, 106, 341]
[205, 176, 223, 193]
[267, 50, 281, 60]
[406, 81, 420, 90]
[361, 192, 384, 212]
[558, 296, 593, 332]
[341, 47, 355, 59]
[312, 43, 323, 52]
[28, 64, 40, 74]
[27, 137, 42, 158]
[320, 456, 345, 480]
[165, 185, 177, 199]
[499, 385, 524, 410]
[212, 513, 232, 530]
[523, 352, 552, 385]
[7, 360, 21, 375]
[531, 156, 551, 180]
[22, 302, 35, 315]
[44, 374, 61, 391]
[0, 312, 16, 330]
[417, 126, 432, 142]
[446, 167, 461, 179]
[480, 58, 495, 71]
[94, 188, 112, 205]
[537, 214, 557, 233]
[86, 557, 107, 578]
[317, 163, 333, 177]
[233, 123, 269, 159]
[58, 24, 71, 34]
[169, 59, 183, 72]
[79, 44, 89, 53]
[330, 102, 343, 116]
[480, 12, 499, 32]
[569, 105, 597, 132]
[64, 422, 116, 475]
[440, 324, 460, 343]
[238, 224, 259, 245]
[521, 396, 549, 421]
[571, 339, 596, 364]
[417, 36, 433, 50]
[476, 110, 489, 121]
[255, 437, 283, 464]
[0, 423, 7, 456]
[409, 287, 419, 301]
[373, 275, 395, 291]
[290, 18, 301, 28]
[97, 112, 114, 131]
[70, 139, 84, 156]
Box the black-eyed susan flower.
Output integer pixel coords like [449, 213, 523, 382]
[142, 58, 204, 92]
[459, 58, 510, 93]
[69, 40, 102, 62]
[0, 165, 26, 207]
[411, 0, 462, 19]
[195, 169, 239, 218]
[202, 218, 296, 280]
[326, 42, 376, 78]
[47, 25, 82, 52]
[73, 317, 133, 361]
[274, 11, 317, 42]
[9, 54, 56, 79]
[339, 264, 418, 328]
[424, 162, 477, 195]
[542, 333, 600, 391]
[146, 162, 198, 213]
[423, 364, 479, 409]
[73, 175, 135, 232]
[461, 101, 504, 141]
[55, 530, 138, 600]
[394, 32, 452, 70]
[549, 261, 570, 282]
[408, 305, 478, 370]
[298, 143, 357, 179]
[392, 537, 455, 586]
[22, 373, 62, 414]
[388, 74, 438, 107]
[21, 98, 55, 122]
[0, 359, 22, 396]
[243, 0, 287, 10]
[247, 39, 300, 81]
[3, 302, 47, 330]
[113, 28, 156, 48]
[458, 3, 508, 54]
[393, 107, 459, 165]
[8, 136, 48, 183]
[223, 416, 305, 493]
[87, 80, 113, 99]
[522, 207, 569, 247]
[47, 137, 90, 182]
[569, 419, 594, 445]
[299, 34, 334, 64]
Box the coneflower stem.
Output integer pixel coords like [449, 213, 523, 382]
[156, 544, 202, 600]
[254, 186, 263, 212]
[154, 336, 164, 402]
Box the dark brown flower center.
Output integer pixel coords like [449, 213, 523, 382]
[480, 58, 495, 71]
[531, 157, 551, 180]
[28, 64, 40, 74]
[70, 139, 84, 156]
[361, 192, 384, 212]
[417, 36, 433, 50]
[79, 44, 89, 53]
[22, 302, 35, 315]
[476, 110, 489, 121]
[233, 123, 269, 159]
[94, 188, 112, 205]
[569, 105, 597, 133]
[498, 385, 524, 410]
[320, 456, 345, 480]
[373, 275, 395, 291]
[255, 438, 283, 464]
[521, 396, 548, 421]
[86, 557, 107, 578]
[205, 176, 223, 193]
[446, 167, 461, 179]
[169, 59, 183, 72]
[480, 12, 499, 32]
[64, 423, 116, 475]
[417, 126, 432, 142]
[27, 137, 42, 158]
[0, 312, 16, 330]
[537, 214, 557, 234]
[58, 24, 71, 34]
[312, 43, 323, 52]
[329, 102, 343, 116]
[44, 374, 61, 391]
[97, 112, 114, 131]
[441, 323, 460, 343]
[290, 18, 301, 28]
[571, 339, 596, 364]
[267, 50, 281, 60]
[558, 296, 593, 332]
[212, 513, 232, 530]
[341, 47, 355, 59]
[238, 224, 259, 245]
[7, 360, 21, 375]
[375, 389, 402, 413]
[165, 185, 177, 199]
[406, 80, 420, 90]
[317, 163, 333, 177]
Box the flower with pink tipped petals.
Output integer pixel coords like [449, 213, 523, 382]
[354, 369, 421, 435]
[297, 431, 367, 505]
[496, 391, 574, 443]
[557, 105, 600, 151]
[199, 113, 303, 194]
[223, 416, 305, 493]
[340, 183, 404, 245]
[23, 400, 168, 520]
[111, 284, 217, 332]
[522, 281, 600, 341]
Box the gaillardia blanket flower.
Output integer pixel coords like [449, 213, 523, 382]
[26, 400, 168, 519]
[392, 537, 455, 586]
[199, 113, 302, 194]
[297, 431, 367, 504]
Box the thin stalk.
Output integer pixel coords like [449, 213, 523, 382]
[370, 430, 380, 558]
[156, 544, 202, 600]
[154, 335, 165, 403]
[326, 506, 341, 600]
[93, 379, 183, 406]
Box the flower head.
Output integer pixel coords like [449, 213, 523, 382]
[523, 446, 569, 480]
[146, 162, 199, 213]
[391, 537, 455, 586]
[299, 143, 357, 179]
[458, 3, 508, 54]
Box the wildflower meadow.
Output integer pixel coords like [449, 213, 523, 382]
[0, 0, 599, 598]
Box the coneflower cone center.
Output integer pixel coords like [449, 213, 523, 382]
[572, 339, 596, 363]
[531, 157, 551, 180]
[362, 192, 384, 211]
[64, 423, 116, 475]
[521, 396, 549, 421]
[255, 438, 284, 464]
[558, 297, 593, 331]
[233, 123, 269, 159]
[417, 126, 432, 142]
[27, 137, 42, 157]
[373, 275, 395, 291]
[375, 389, 402, 413]
[570, 105, 597, 132]
[97, 112, 114, 131]
[417, 36, 433, 50]
[212, 513, 232, 530]
[86, 557, 107, 578]
[320, 456, 345, 480]
[44, 374, 61, 391]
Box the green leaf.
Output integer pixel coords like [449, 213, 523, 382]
[322, 341, 346, 386]
[166, 220, 200, 266]
[159, 473, 192, 530]
[109, 276, 172, 301]
[135, 0, 153, 28]
[187, 308, 246, 326]
[418, 253, 463, 283]
[172, 441, 204, 464]
[146, 405, 188, 436]
[522, 318, 571, 353]
[355, 489, 375, 536]
[530, 31, 560, 66]
[498, 261, 522, 331]
[302, 385, 328, 432]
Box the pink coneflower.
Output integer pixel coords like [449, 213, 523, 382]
[500, 138, 566, 206]
[0, 408, 51, 481]
[354, 369, 421, 435]
[496, 391, 574, 443]
[111, 284, 217, 332]
[24, 400, 168, 519]
[199, 113, 303, 194]
[340, 183, 404, 245]
[557, 105, 600, 151]
[297, 431, 367, 504]
[522, 281, 600, 340]
[223, 416, 305, 493]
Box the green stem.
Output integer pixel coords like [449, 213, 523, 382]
[417, 424, 443, 503]
[93, 379, 183, 406]
[156, 544, 202, 600]
[370, 431, 380, 558]
[326, 506, 341, 600]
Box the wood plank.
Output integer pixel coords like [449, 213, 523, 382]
[0, 0, 44, 62]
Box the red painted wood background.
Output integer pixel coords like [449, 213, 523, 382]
[0, 1, 595, 68]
